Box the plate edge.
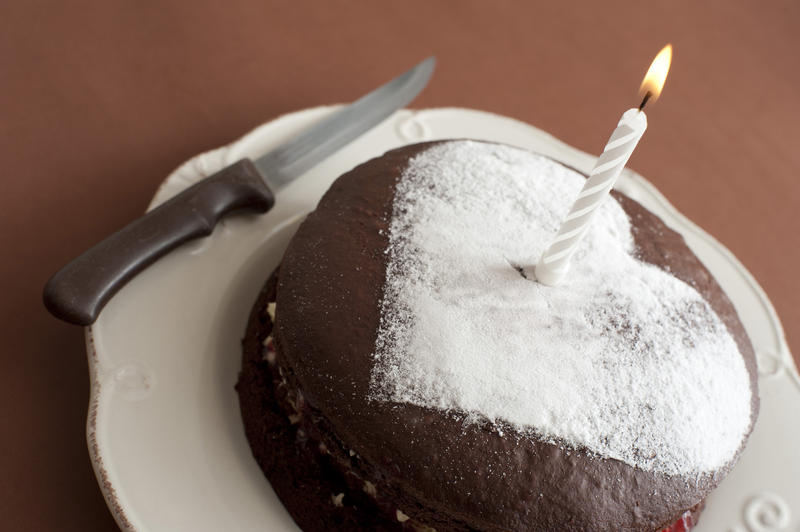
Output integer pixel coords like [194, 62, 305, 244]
[84, 106, 800, 531]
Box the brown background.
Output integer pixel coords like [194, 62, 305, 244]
[2, 1, 798, 530]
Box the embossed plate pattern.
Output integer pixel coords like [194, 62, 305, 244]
[87, 107, 799, 532]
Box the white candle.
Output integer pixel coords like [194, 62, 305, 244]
[534, 109, 647, 285]
[533, 44, 672, 286]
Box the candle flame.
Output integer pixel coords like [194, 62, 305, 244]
[639, 44, 672, 104]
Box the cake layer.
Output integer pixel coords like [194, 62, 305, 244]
[238, 273, 706, 532]
[249, 141, 758, 531]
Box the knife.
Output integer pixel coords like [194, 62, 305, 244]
[44, 57, 435, 326]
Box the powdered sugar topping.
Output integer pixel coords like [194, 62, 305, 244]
[370, 141, 752, 476]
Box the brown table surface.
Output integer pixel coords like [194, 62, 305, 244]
[3, 1, 798, 530]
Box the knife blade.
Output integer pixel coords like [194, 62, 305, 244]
[43, 57, 435, 326]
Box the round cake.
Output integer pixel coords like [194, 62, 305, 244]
[236, 140, 759, 531]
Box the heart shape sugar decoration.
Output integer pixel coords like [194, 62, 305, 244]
[370, 141, 752, 476]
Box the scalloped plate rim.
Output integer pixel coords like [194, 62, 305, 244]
[85, 106, 799, 532]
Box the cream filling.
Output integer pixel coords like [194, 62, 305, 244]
[266, 302, 437, 531]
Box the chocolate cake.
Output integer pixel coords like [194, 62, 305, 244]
[236, 140, 759, 532]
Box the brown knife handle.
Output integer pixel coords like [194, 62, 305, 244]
[43, 159, 274, 326]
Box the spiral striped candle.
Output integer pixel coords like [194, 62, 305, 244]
[534, 108, 647, 285]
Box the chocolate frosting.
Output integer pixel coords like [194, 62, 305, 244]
[272, 141, 759, 531]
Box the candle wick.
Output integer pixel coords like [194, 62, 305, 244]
[638, 91, 652, 112]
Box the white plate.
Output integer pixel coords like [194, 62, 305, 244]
[87, 107, 800, 532]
